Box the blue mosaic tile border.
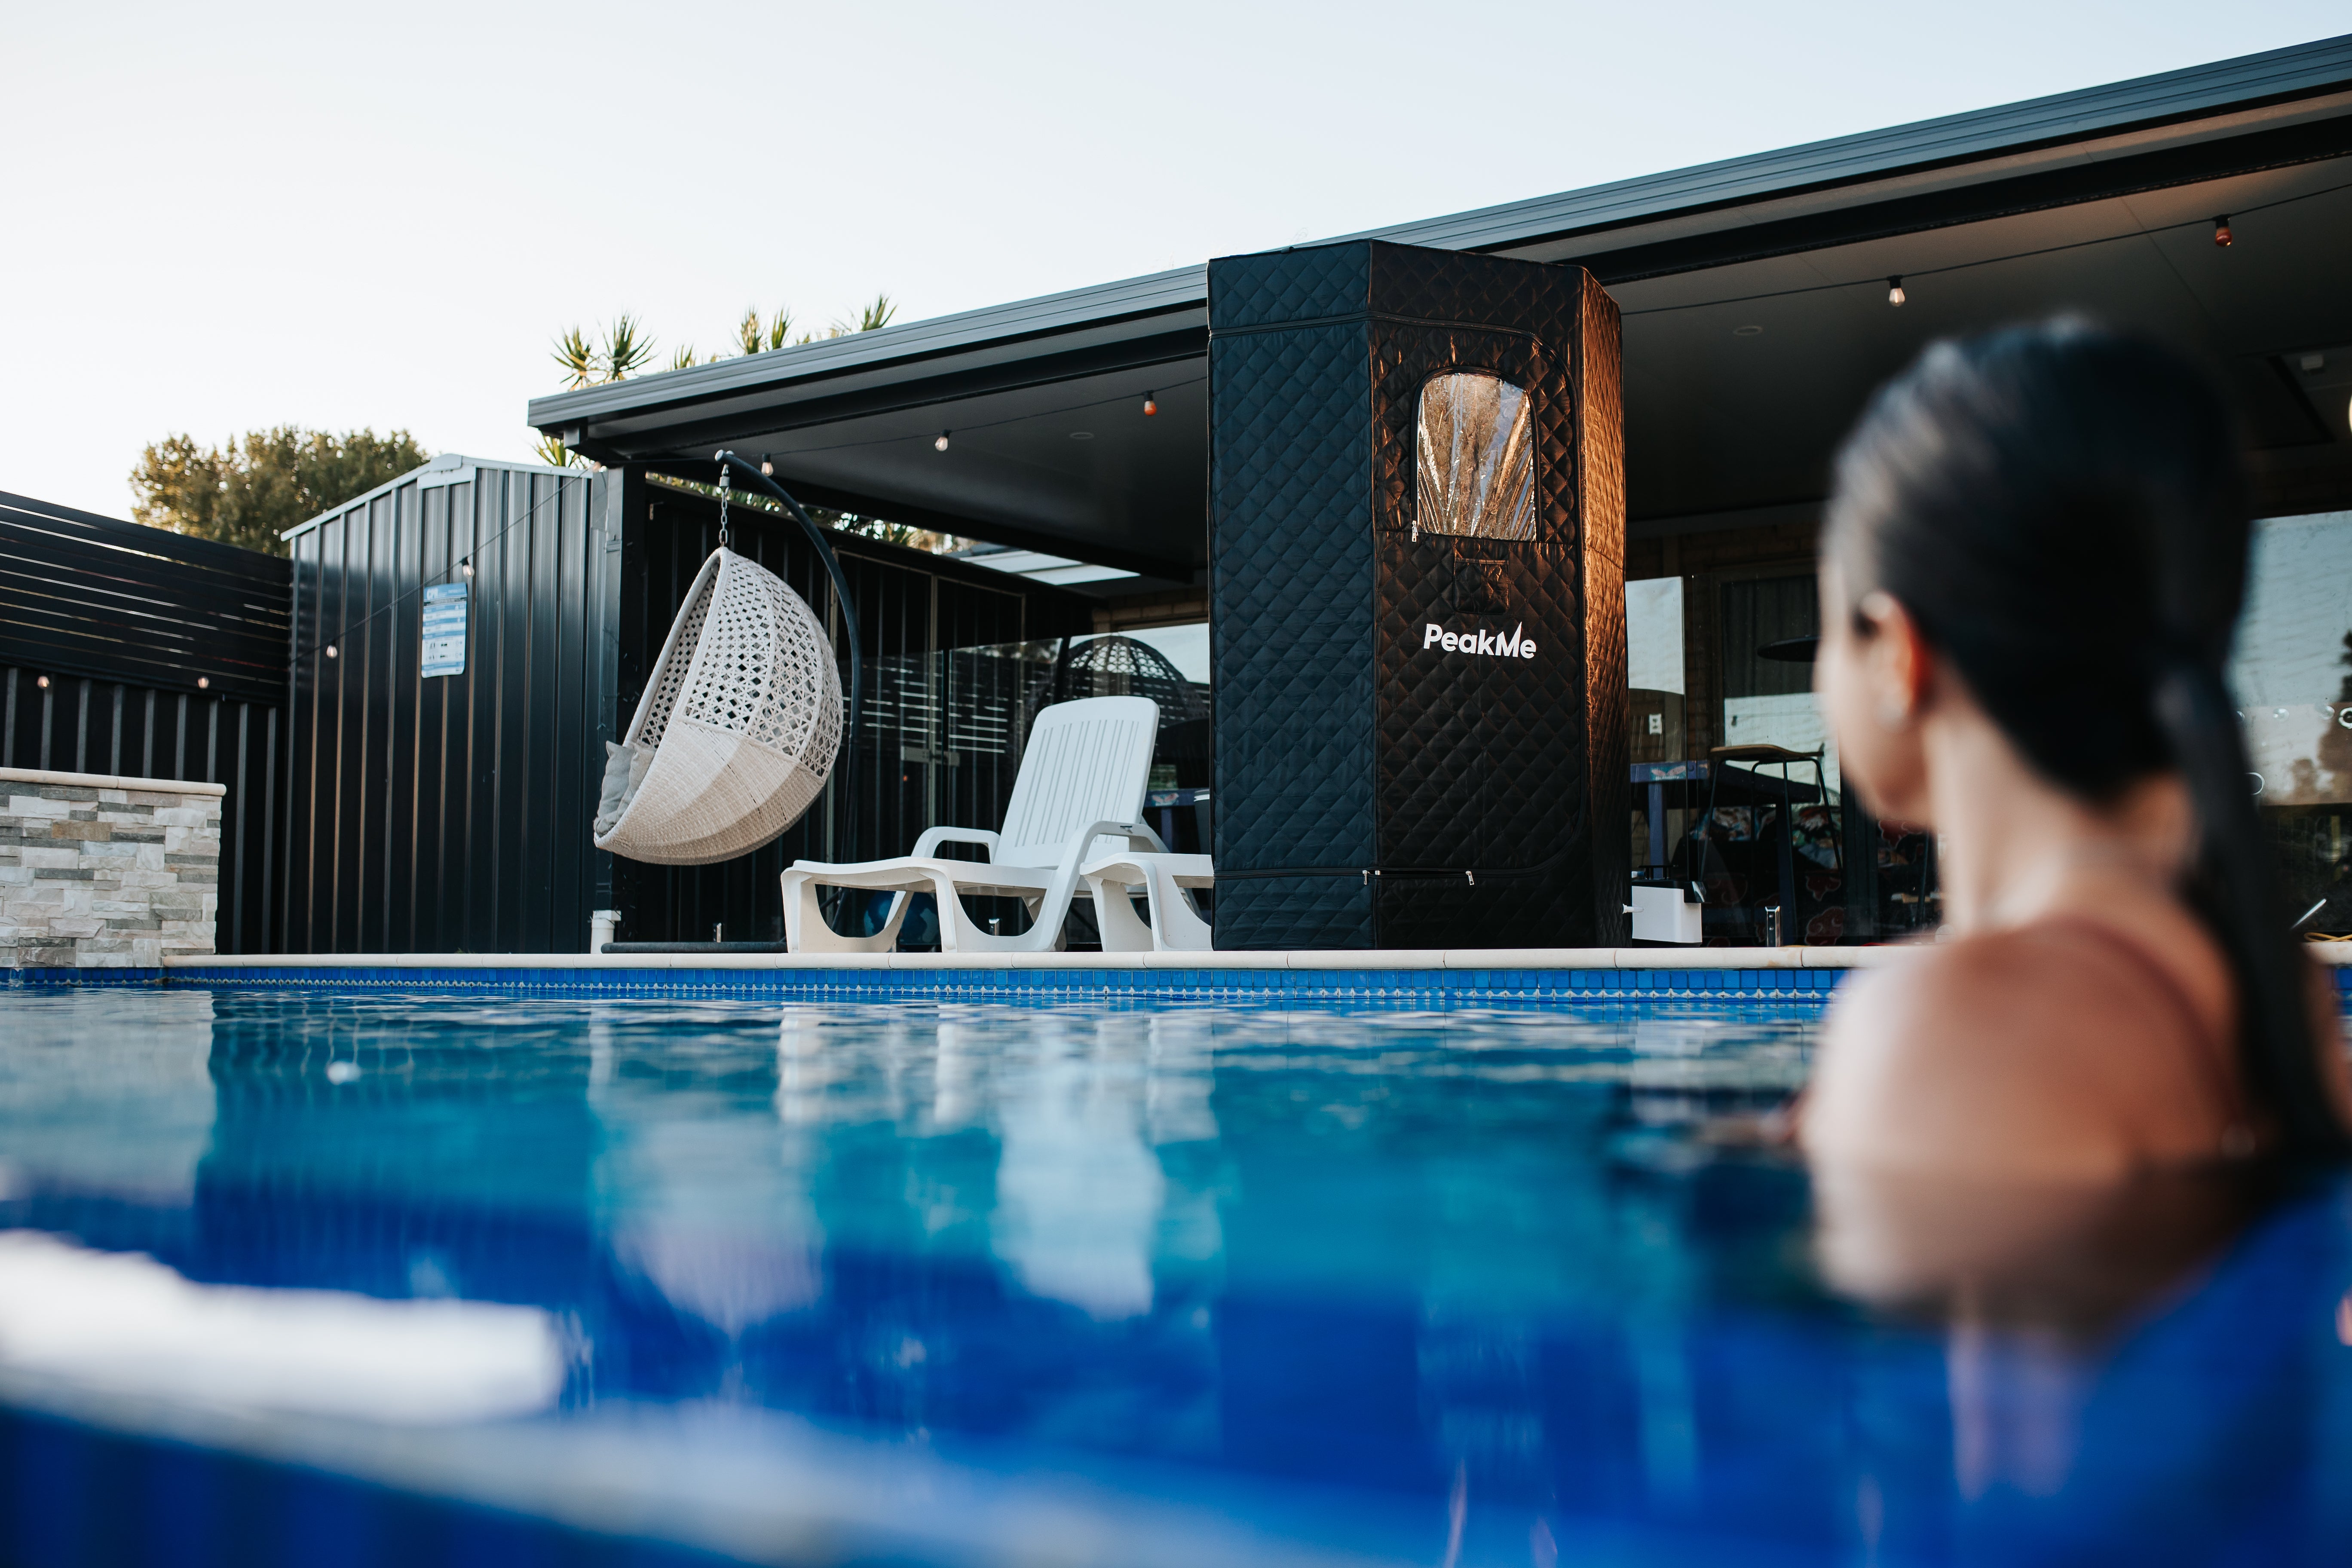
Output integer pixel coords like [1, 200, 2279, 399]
[13, 963, 2352, 1005]
[142, 964, 1856, 1005]
[5, 967, 168, 988]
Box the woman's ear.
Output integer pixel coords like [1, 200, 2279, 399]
[1855, 592, 1933, 727]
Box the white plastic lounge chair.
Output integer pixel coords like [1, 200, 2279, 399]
[594, 548, 843, 866]
[781, 696, 1164, 952]
[1082, 852, 1214, 952]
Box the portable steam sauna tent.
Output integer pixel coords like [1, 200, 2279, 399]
[1210, 239, 1627, 949]
[593, 455, 859, 866]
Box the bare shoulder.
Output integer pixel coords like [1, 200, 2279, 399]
[1803, 927, 2220, 1181]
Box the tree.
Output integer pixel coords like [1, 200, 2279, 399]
[130, 427, 428, 557]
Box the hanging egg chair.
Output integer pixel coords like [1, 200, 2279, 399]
[593, 546, 843, 865]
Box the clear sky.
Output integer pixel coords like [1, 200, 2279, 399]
[4, 2, 2345, 520]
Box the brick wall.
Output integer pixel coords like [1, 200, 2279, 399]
[0, 768, 224, 969]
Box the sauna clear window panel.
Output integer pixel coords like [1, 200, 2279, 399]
[1413, 372, 1535, 540]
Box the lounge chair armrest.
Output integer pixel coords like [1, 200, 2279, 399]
[912, 826, 1001, 860]
[1054, 819, 1169, 877]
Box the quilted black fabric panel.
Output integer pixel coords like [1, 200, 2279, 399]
[1208, 240, 1620, 950]
[1210, 247, 1378, 949]
[1209, 244, 1370, 332]
[1367, 251, 1596, 946]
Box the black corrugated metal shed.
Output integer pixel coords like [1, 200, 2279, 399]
[282, 457, 603, 955]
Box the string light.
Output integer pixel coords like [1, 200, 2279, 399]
[2213, 216, 2233, 248]
[1886, 276, 1906, 306]
[460, 557, 474, 578]
[35, 675, 48, 689]
[1142, 392, 1158, 416]
[325, 645, 339, 660]
[196, 677, 208, 689]
[760, 460, 774, 476]
[934, 430, 951, 453]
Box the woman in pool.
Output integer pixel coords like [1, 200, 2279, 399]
[1800, 319, 2352, 1186]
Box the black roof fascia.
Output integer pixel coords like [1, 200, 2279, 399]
[528, 32, 2352, 443]
[529, 266, 1207, 436]
[583, 327, 1207, 466]
[1357, 32, 2352, 257]
[1567, 111, 2352, 284]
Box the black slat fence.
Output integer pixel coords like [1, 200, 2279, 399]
[0, 490, 290, 954]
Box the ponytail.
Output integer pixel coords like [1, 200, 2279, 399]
[2154, 657, 2349, 1158]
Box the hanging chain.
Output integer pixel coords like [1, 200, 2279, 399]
[717, 466, 732, 551]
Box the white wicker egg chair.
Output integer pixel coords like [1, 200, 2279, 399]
[593, 547, 843, 866]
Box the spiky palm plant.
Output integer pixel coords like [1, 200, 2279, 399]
[602, 314, 654, 380]
[552, 325, 598, 389]
[738, 306, 800, 355]
[533, 432, 582, 469]
[553, 315, 658, 386]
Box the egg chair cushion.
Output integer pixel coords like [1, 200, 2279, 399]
[591, 740, 652, 839]
[593, 548, 843, 866]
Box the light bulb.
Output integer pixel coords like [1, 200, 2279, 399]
[325, 644, 339, 660]
[934, 430, 951, 453]
[460, 558, 474, 578]
[196, 677, 209, 690]
[760, 460, 774, 476]
[2213, 216, 2233, 248]
[1142, 392, 1158, 416]
[35, 674, 48, 689]
[1886, 277, 1906, 306]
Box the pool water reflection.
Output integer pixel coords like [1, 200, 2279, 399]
[1, 987, 2348, 1565]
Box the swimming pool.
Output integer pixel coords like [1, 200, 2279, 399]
[1, 983, 2347, 1566]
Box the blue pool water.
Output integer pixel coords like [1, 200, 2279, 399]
[1, 984, 2349, 1566]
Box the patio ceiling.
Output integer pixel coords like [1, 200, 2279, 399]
[533, 35, 2352, 583]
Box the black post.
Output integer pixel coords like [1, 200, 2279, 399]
[1841, 784, 1879, 943]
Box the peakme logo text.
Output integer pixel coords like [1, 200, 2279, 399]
[1422, 622, 1538, 660]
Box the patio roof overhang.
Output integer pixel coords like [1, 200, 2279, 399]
[530, 34, 2352, 584]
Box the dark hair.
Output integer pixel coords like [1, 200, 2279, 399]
[1825, 318, 2346, 1159]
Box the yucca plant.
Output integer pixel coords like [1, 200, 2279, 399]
[601, 313, 654, 380]
[738, 306, 799, 355]
[552, 325, 599, 389]
[553, 315, 658, 386]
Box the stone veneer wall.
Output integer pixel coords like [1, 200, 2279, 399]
[0, 768, 225, 968]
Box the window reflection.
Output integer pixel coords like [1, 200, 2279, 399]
[2234, 510, 2352, 932]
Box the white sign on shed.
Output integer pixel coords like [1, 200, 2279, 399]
[421, 582, 468, 678]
